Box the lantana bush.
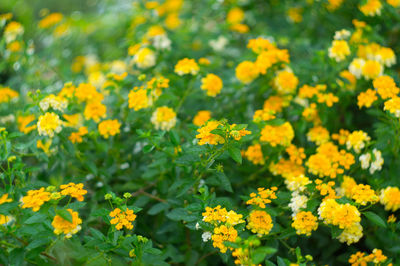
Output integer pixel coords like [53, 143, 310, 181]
[2, 0, 400, 265]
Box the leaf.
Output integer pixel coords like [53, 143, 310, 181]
[56, 209, 73, 223]
[364, 211, 387, 228]
[215, 172, 232, 192]
[143, 144, 155, 153]
[252, 247, 277, 264]
[228, 146, 242, 164]
[25, 213, 47, 224]
[277, 256, 287, 266]
[148, 202, 169, 215]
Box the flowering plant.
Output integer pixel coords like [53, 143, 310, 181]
[1, 0, 400, 265]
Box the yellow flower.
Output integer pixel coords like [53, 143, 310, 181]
[37, 112, 63, 137]
[165, 13, 181, 30]
[0, 215, 12, 225]
[227, 7, 244, 24]
[174, 58, 199, 75]
[373, 75, 399, 99]
[128, 88, 152, 111]
[351, 184, 379, 206]
[4, 21, 24, 43]
[69, 126, 88, 144]
[246, 210, 273, 235]
[235, 61, 259, 84]
[75, 83, 104, 103]
[387, 0, 400, 7]
[380, 186, 400, 211]
[98, 119, 121, 138]
[196, 120, 225, 145]
[274, 70, 299, 94]
[246, 187, 278, 208]
[247, 37, 275, 54]
[244, 144, 265, 165]
[384, 97, 400, 117]
[151, 106, 177, 131]
[357, 89, 377, 108]
[63, 113, 82, 128]
[361, 60, 383, 80]
[17, 115, 36, 134]
[193, 110, 212, 126]
[133, 47, 156, 69]
[359, 0, 382, 16]
[260, 122, 294, 147]
[202, 205, 228, 224]
[38, 13, 63, 28]
[0, 194, 12, 205]
[198, 57, 211, 65]
[211, 225, 238, 253]
[201, 74, 223, 97]
[109, 207, 137, 230]
[346, 130, 370, 153]
[84, 101, 107, 122]
[60, 183, 87, 201]
[0, 87, 19, 103]
[327, 0, 344, 11]
[287, 7, 303, 23]
[307, 126, 330, 145]
[52, 209, 82, 238]
[21, 187, 51, 212]
[286, 145, 306, 165]
[328, 40, 350, 62]
[37, 139, 52, 154]
[292, 211, 318, 236]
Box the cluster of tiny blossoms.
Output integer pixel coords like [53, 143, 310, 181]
[201, 206, 244, 253]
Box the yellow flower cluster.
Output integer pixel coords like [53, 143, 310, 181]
[244, 144, 265, 165]
[379, 186, 400, 212]
[0, 193, 12, 205]
[318, 198, 363, 245]
[0, 87, 19, 103]
[21, 188, 51, 212]
[274, 69, 299, 95]
[212, 225, 238, 253]
[349, 249, 390, 266]
[52, 209, 82, 238]
[246, 187, 278, 208]
[98, 119, 121, 138]
[307, 142, 355, 178]
[60, 183, 87, 201]
[17, 115, 36, 134]
[202, 206, 244, 253]
[196, 120, 225, 145]
[69, 126, 88, 144]
[193, 110, 211, 126]
[286, 144, 306, 165]
[260, 122, 294, 147]
[384, 96, 400, 117]
[235, 61, 259, 84]
[151, 106, 177, 131]
[246, 210, 273, 236]
[357, 89, 377, 108]
[350, 184, 379, 206]
[346, 130, 371, 153]
[307, 126, 330, 146]
[37, 112, 63, 137]
[174, 58, 199, 75]
[292, 211, 318, 236]
[329, 40, 350, 62]
[201, 74, 223, 97]
[109, 207, 137, 230]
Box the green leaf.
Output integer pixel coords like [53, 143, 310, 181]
[252, 247, 277, 264]
[25, 213, 47, 224]
[148, 202, 169, 215]
[143, 144, 155, 153]
[277, 256, 287, 266]
[228, 146, 242, 164]
[215, 172, 232, 192]
[56, 209, 73, 223]
[364, 211, 387, 228]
